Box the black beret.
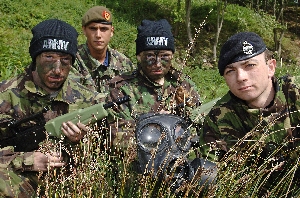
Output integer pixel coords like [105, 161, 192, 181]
[218, 32, 266, 76]
[135, 19, 175, 55]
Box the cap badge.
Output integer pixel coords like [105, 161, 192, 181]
[102, 11, 111, 21]
[242, 41, 253, 55]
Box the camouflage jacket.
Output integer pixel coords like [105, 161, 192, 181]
[200, 75, 300, 161]
[106, 66, 202, 150]
[0, 65, 103, 173]
[69, 43, 134, 93]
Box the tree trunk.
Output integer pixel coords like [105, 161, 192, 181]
[213, 0, 226, 62]
[276, 0, 285, 23]
[185, 0, 192, 42]
[273, 28, 285, 59]
[174, 0, 181, 37]
[273, 0, 277, 17]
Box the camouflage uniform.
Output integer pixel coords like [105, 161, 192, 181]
[201, 75, 300, 161]
[0, 65, 103, 197]
[106, 66, 201, 152]
[200, 75, 300, 195]
[69, 43, 134, 93]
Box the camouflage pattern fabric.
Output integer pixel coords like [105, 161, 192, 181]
[200, 75, 300, 162]
[0, 65, 104, 197]
[106, 66, 202, 155]
[69, 43, 134, 93]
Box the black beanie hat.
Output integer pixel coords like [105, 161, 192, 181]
[135, 19, 175, 55]
[218, 32, 266, 76]
[29, 19, 78, 63]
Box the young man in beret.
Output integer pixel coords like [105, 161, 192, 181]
[70, 6, 134, 94]
[200, 32, 300, 195]
[0, 19, 103, 197]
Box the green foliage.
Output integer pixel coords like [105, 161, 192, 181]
[184, 66, 227, 103]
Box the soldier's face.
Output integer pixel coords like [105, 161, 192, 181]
[223, 53, 276, 108]
[137, 50, 173, 82]
[34, 52, 72, 92]
[83, 22, 114, 53]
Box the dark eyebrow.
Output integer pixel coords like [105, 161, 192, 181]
[242, 58, 259, 65]
[225, 64, 234, 69]
[225, 58, 260, 69]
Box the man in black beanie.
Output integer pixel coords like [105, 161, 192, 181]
[0, 19, 104, 197]
[104, 19, 218, 195]
[200, 32, 300, 196]
[106, 18, 201, 152]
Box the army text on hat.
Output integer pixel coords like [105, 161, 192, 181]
[218, 32, 266, 76]
[146, 37, 169, 47]
[82, 6, 112, 26]
[42, 38, 70, 51]
[135, 19, 175, 55]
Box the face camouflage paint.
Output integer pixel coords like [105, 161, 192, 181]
[143, 50, 172, 66]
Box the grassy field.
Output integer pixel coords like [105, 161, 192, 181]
[1, 0, 300, 197]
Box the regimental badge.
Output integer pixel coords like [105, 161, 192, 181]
[242, 41, 253, 55]
[102, 11, 111, 21]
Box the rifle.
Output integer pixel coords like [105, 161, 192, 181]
[0, 95, 130, 152]
[1, 107, 49, 152]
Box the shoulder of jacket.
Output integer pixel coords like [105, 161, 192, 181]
[108, 70, 137, 87]
[169, 67, 193, 82]
[109, 47, 124, 56]
[0, 69, 29, 92]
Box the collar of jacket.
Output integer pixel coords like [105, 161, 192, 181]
[83, 43, 112, 71]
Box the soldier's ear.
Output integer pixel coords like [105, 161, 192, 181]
[110, 26, 114, 38]
[267, 59, 276, 78]
[137, 54, 141, 62]
[82, 26, 87, 36]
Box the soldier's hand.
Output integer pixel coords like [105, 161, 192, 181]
[32, 151, 65, 171]
[61, 121, 88, 143]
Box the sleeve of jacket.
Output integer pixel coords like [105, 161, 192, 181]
[0, 146, 34, 171]
[105, 77, 136, 156]
[198, 101, 236, 162]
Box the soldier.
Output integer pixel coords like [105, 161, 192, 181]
[106, 18, 202, 152]
[200, 32, 300, 195]
[70, 6, 134, 93]
[0, 19, 104, 197]
[105, 19, 218, 195]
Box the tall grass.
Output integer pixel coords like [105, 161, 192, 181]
[36, 117, 300, 197]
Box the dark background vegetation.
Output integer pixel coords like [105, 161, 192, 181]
[0, 0, 299, 102]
